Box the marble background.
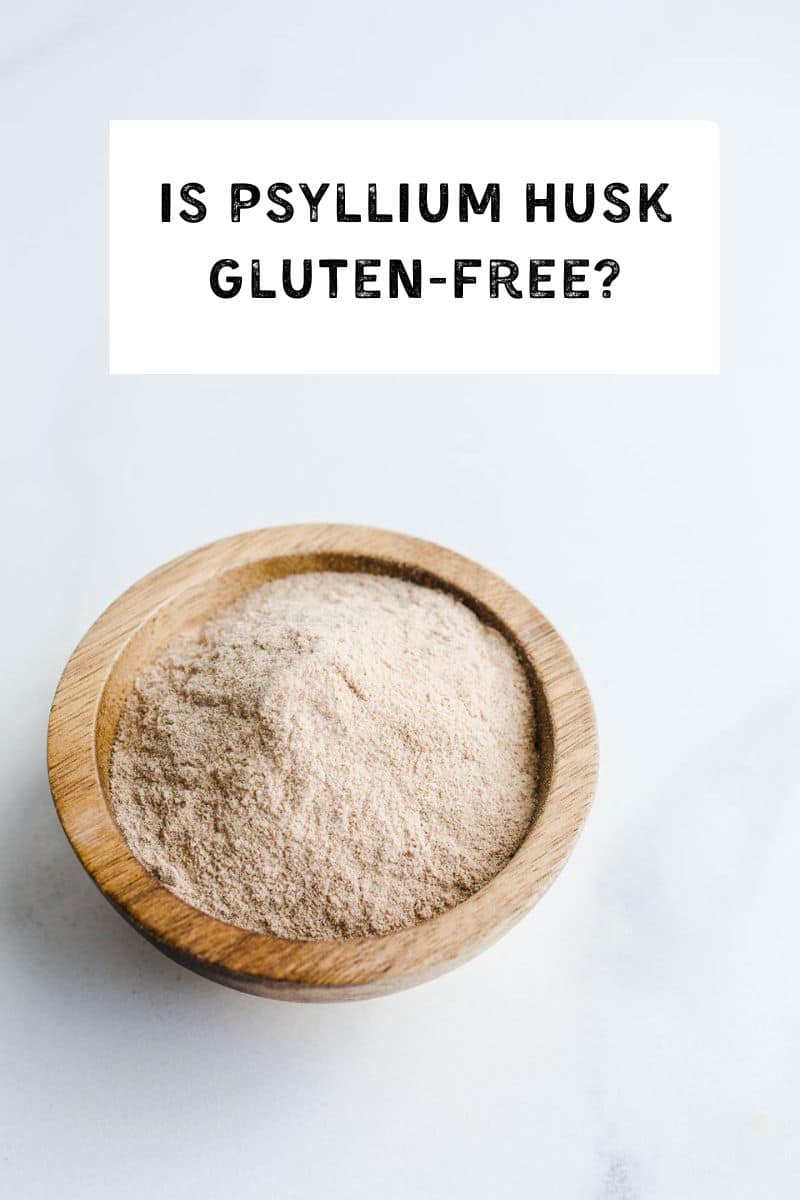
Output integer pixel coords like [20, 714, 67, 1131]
[1, 2, 798, 1197]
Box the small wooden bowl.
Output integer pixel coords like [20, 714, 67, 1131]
[47, 525, 597, 1001]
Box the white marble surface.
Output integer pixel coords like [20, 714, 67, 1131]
[1, 3, 799, 1197]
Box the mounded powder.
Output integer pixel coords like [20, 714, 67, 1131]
[110, 571, 537, 939]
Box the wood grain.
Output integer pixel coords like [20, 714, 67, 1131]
[47, 525, 598, 1001]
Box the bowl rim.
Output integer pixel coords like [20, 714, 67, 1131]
[47, 523, 598, 1000]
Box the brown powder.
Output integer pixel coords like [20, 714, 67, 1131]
[109, 572, 537, 939]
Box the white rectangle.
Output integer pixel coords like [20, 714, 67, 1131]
[109, 120, 719, 374]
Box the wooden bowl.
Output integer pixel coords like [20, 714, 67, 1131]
[47, 525, 597, 1001]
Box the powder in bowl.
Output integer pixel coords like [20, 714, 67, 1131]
[109, 571, 537, 939]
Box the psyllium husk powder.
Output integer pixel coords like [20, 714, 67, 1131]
[109, 572, 537, 939]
